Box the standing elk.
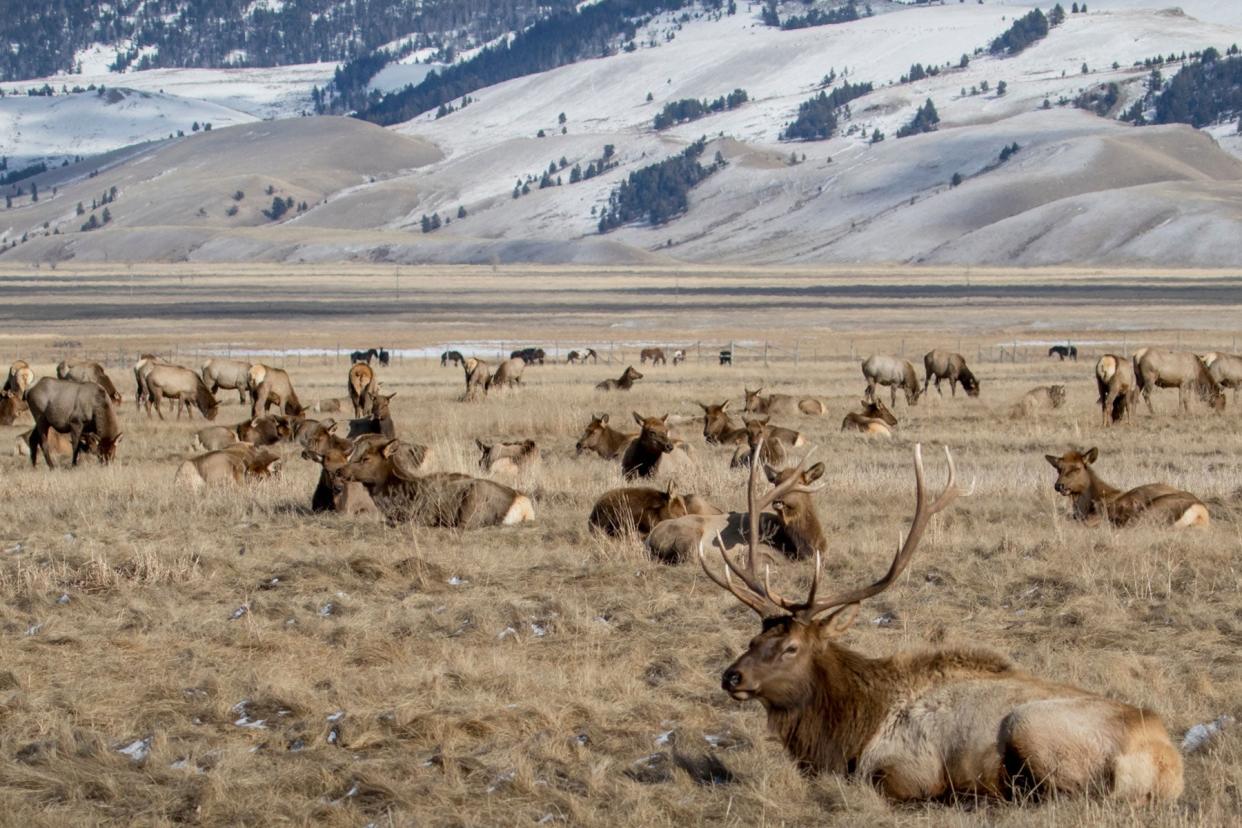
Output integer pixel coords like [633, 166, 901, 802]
[144, 364, 220, 420]
[744, 387, 825, 416]
[463, 357, 491, 399]
[841, 398, 897, 437]
[441, 350, 465, 368]
[702, 444, 1184, 803]
[133, 354, 169, 412]
[596, 365, 643, 391]
[348, 362, 379, 417]
[575, 414, 637, 460]
[1134, 348, 1224, 414]
[248, 364, 304, 417]
[57, 360, 123, 404]
[567, 348, 598, 365]
[488, 357, 526, 389]
[1046, 447, 1208, 527]
[201, 358, 254, 404]
[647, 438, 826, 564]
[640, 347, 667, 365]
[26, 377, 123, 467]
[1203, 352, 1242, 402]
[477, 439, 540, 476]
[622, 413, 691, 479]
[1095, 355, 1138, 426]
[861, 354, 921, 407]
[1048, 345, 1078, 361]
[1009, 385, 1068, 420]
[699, 400, 803, 447]
[922, 350, 979, 398]
[4, 359, 34, 398]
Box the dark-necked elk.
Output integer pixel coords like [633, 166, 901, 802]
[922, 350, 979, 398]
[647, 438, 826, 564]
[441, 350, 464, 368]
[1010, 384, 1068, 420]
[567, 348, 598, 365]
[622, 413, 686, 479]
[144, 363, 219, 420]
[488, 357, 525, 389]
[174, 444, 281, 489]
[1134, 348, 1224, 414]
[699, 400, 803, 447]
[596, 365, 643, 391]
[348, 362, 379, 417]
[640, 347, 666, 365]
[841, 398, 897, 437]
[575, 413, 636, 460]
[463, 357, 491, 399]
[744, 387, 825, 417]
[336, 439, 534, 527]
[1095, 355, 1137, 426]
[1046, 447, 1208, 528]
[248, 364, 304, 417]
[477, 439, 540, 476]
[730, 416, 787, 469]
[347, 392, 397, 439]
[1203, 352, 1242, 402]
[201, 358, 254, 404]
[304, 445, 380, 517]
[57, 360, 122, 404]
[1048, 345, 1078, 361]
[4, 360, 34, 398]
[26, 377, 123, 467]
[704, 444, 1183, 803]
[862, 354, 921, 407]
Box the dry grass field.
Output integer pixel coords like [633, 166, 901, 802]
[2, 264, 1242, 826]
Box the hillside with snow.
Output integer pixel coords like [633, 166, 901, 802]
[2, 0, 1240, 268]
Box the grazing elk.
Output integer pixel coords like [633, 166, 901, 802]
[841, 398, 897, 437]
[511, 347, 546, 365]
[133, 354, 168, 411]
[1134, 348, 1224, 414]
[248, 364, 304, 417]
[488, 357, 526, 389]
[703, 445, 1183, 803]
[57, 360, 123, 404]
[596, 365, 643, 391]
[1203, 352, 1242, 402]
[348, 362, 379, 417]
[744, 387, 825, 417]
[1048, 345, 1078, 361]
[922, 350, 979, 398]
[1095, 355, 1138, 426]
[26, 377, 123, 467]
[862, 354, 921, 407]
[463, 357, 491, 399]
[621, 413, 690, 479]
[1046, 447, 1208, 528]
[567, 348, 598, 365]
[143, 364, 220, 420]
[351, 348, 379, 364]
[699, 400, 803, 448]
[347, 392, 397, 439]
[575, 413, 637, 460]
[477, 439, 540, 476]
[1010, 385, 1069, 420]
[730, 416, 788, 469]
[441, 350, 465, 368]
[647, 438, 826, 564]
[4, 359, 34, 398]
[201, 358, 254, 404]
[174, 444, 282, 489]
[640, 347, 667, 365]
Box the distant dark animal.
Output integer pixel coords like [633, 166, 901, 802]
[377, 348, 391, 367]
[1047, 447, 1208, 528]
[200, 358, 254, 404]
[1048, 345, 1078, 361]
[575, 413, 637, 460]
[348, 362, 379, 417]
[640, 347, 666, 365]
[841, 398, 897, 437]
[477, 439, 540, 476]
[744, 387, 825, 416]
[1134, 348, 1224, 414]
[567, 348, 598, 364]
[719, 350, 733, 366]
[862, 354, 921, 407]
[596, 365, 643, 391]
[26, 377, 123, 467]
[347, 392, 397, 440]
[511, 347, 546, 365]
[351, 348, 379, 364]
[145, 364, 220, 420]
[488, 357, 526, 389]
[441, 350, 465, 368]
[922, 350, 979, 398]
[672, 349, 686, 366]
[57, 360, 123, 404]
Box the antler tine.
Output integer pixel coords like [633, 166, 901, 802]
[755, 444, 825, 511]
[697, 537, 779, 617]
[794, 444, 961, 623]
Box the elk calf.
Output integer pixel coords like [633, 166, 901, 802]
[1046, 447, 1208, 527]
[596, 366, 643, 391]
[700, 400, 803, 447]
[841, 398, 897, 437]
[744, 387, 825, 416]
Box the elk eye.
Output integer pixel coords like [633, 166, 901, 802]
[782, 644, 799, 657]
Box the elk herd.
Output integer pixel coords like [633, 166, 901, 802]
[2, 337, 1233, 808]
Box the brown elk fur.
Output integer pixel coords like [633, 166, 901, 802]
[841, 398, 896, 437]
[575, 414, 637, 460]
[0, 391, 23, 426]
[640, 348, 666, 365]
[1010, 385, 1068, 420]
[144, 364, 220, 420]
[730, 416, 788, 469]
[1045, 447, 1209, 528]
[195, 425, 240, 451]
[700, 400, 803, 447]
[1134, 348, 1224, 414]
[477, 439, 540, 475]
[348, 362, 379, 417]
[1203, 352, 1242, 402]
[57, 360, 123, 404]
[463, 358, 492, 399]
[589, 484, 688, 538]
[347, 392, 397, 440]
[621, 412, 676, 479]
[248, 364, 304, 417]
[14, 427, 84, 462]
[26, 377, 123, 467]
[922, 350, 979, 398]
[861, 355, 921, 407]
[175, 444, 282, 489]
[596, 366, 643, 391]
[488, 358, 526, 389]
[4, 360, 34, 399]
[744, 387, 825, 416]
[201, 358, 253, 403]
[237, 415, 292, 446]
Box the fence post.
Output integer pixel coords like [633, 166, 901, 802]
[794, 339, 799, 367]
[900, 338, 905, 357]
[763, 341, 769, 367]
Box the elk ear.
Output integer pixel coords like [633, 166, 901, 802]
[721, 399, 731, 411]
[599, 413, 609, 424]
[632, 412, 645, 427]
[818, 603, 860, 638]
[697, 402, 709, 413]
[1044, 454, 1062, 469]
[665, 479, 677, 498]
[301, 449, 324, 463]
[763, 464, 780, 483]
[475, 438, 488, 452]
[860, 398, 870, 407]
[1083, 447, 1099, 464]
[381, 440, 401, 459]
[660, 413, 669, 423]
[114, 433, 124, 445]
[805, 462, 826, 482]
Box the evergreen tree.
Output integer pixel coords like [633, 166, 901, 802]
[896, 99, 940, 138]
[458, 205, 467, 219]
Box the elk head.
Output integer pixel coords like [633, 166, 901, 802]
[1048, 385, 1068, 408]
[744, 387, 764, 412]
[702, 439, 960, 709]
[742, 415, 769, 448]
[633, 412, 675, 454]
[575, 413, 610, 455]
[622, 366, 644, 383]
[81, 432, 123, 464]
[369, 392, 396, 419]
[699, 400, 733, 442]
[860, 398, 897, 426]
[960, 369, 981, 397]
[1045, 448, 1098, 497]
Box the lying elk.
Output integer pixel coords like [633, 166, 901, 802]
[347, 392, 397, 440]
[591, 484, 722, 538]
[861, 354, 921, 407]
[596, 365, 643, 391]
[14, 427, 88, 463]
[640, 347, 666, 365]
[841, 398, 897, 437]
[348, 362, 379, 417]
[201, 358, 254, 404]
[488, 357, 525, 389]
[647, 438, 826, 564]
[477, 439, 540, 476]
[1095, 355, 1137, 426]
[700, 400, 803, 447]
[174, 444, 282, 489]
[1133, 348, 1224, 414]
[248, 364, 304, 417]
[730, 416, 787, 469]
[566, 348, 598, 365]
[463, 357, 491, 399]
[4, 359, 34, 398]
[622, 413, 692, 479]
[744, 387, 825, 417]
[144, 363, 220, 420]
[575, 413, 636, 460]
[922, 350, 979, 398]
[1010, 385, 1068, 420]
[0, 391, 23, 425]
[57, 360, 123, 404]
[1203, 352, 1242, 402]
[304, 445, 380, 517]
[26, 377, 123, 467]
[704, 445, 1183, 802]
[1046, 447, 1208, 528]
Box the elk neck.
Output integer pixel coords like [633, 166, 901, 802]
[1076, 465, 1121, 520]
[774, 496, 826, 558]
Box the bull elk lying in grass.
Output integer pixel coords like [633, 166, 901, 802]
[596, 365, 643, 391]
[700, 400, 803, 447]
[647, 437, 826, 564]
[703, 444, 1184, 803]
[1133, 348, 1225, 414]
[477, 439, 540, 476]
[841, 398, 897, 437]
[862, 354, 921, 407]
[1010, 384, 1068, 420]
[175, 443, 282, 489]
[744, 387, 825, 416]
[922, 349, 979, 398]
[1046, 447, 1208, 527]
[588, 483, 720, 538]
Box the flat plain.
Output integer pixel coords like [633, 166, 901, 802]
[2, 264, 1242, 826]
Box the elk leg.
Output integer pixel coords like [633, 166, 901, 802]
[890, 385, 898, 408]
[949, 378, 957, 397]
[152, 390, 166, 420]
[68, 424, 85, 466]
[29, 423, 48, 468]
